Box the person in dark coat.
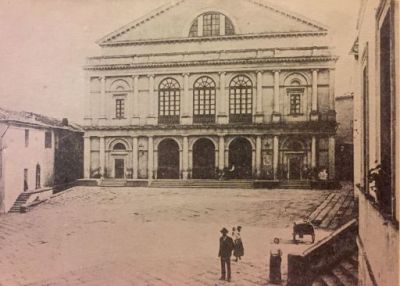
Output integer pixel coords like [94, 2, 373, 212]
[218, 227, 235, 282]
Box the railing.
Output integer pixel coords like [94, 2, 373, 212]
[229, 114, 252, 124]
[158, 115, 180, 125]
[193, 114, 216, 124]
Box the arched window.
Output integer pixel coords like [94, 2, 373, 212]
[189, 12, 235, 37]
[113, 143, 126, 151]
[193, 76, 216, 123]
[110, 79, 130, 120]
[159, 78, 180, 124]
[229, 75, 253, 123]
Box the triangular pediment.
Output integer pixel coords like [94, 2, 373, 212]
[98, 0, 327, 45]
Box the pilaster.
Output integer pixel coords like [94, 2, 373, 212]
[272, 70, 281, 123]
[182, 136, 189, 179]
[328, 136, 336, 180]
[181, 73, 192, 125]
[84, 136, 91, 178]
[311, 136, 317, 168]
[131, 75, 140, 125]
[273, 136, 279, 179]
[148, 136, 154, 180]
[146, 74, 157, 125]
[218, 135, 225, 170]
[255, 136, 262, 178]
[132, 136, 138, 179]
[310, 69, 319, 121]
[99, 136, 105, 177]
[255, 71, 264, 124]
[217, 72, 228, 124]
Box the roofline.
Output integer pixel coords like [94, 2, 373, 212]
[0, 119, 83, 133]
[247, 0, 329, 32]
[96, 0, 184, 45]
[97, 0, 328, 46]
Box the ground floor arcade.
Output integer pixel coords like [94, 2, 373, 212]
[83, 127, 336, 181]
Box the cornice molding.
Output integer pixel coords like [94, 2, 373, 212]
[84, 56, 338, 71]
[99, 31, 328, 47]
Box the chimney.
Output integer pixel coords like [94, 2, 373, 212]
[62, 118, 69, 126]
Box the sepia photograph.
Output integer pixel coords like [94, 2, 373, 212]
[0, 0, 398, 285]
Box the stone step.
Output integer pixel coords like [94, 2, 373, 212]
[332, 266, 357, 286]
[320, 195, 347, 228]
[320, 274, 345, 286]
[150, 180, 254, 189]
[313, 194, 341, 227]
[309, 193, 336, 224]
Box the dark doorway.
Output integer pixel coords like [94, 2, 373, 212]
[114, 159, 125, 178]
[35, 164, 41, 189]
[193, 138, 216, 179]
[158, 139, 180, 179]
[229, 137, 252, 179]
[288, 156, 302, 180]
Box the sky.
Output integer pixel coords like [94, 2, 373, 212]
[0, 0, 360, 123]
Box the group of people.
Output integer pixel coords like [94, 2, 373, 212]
[218, 227, 282, 284]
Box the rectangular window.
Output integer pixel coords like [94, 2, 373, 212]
[25, 129, 29, 147]
[115, 99, 125, 119]
[290, 94, 301, 114]
[203, 13, 220, 36]
[45, 131, 52, 148]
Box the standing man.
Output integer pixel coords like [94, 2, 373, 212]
[218, 227, 235, 282]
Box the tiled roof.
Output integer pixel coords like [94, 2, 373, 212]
[0, 106, 82, 132]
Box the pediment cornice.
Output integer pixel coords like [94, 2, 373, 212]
[84, 55, 338, 71]
[100, 30, 327, 47]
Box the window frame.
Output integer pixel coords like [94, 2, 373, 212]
[287, 88, 305, 116]
[193, 76, 216, 124]
[115, 96, 126, 119]
[25, 129, 29, 148]
[45, 131, 52, 149]
[229, 75, 253, 123]
[158, 78, 181, 125]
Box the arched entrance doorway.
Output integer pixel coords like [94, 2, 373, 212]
[158, 139, 180, 179]
[192, 138, 216, 179]
[280, 139, 307, 180]
[229, 137, 252, 179]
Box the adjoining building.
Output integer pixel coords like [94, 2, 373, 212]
[352, 0, 399, 285]
[335, 93, 354, 181]
[83, 0, 337, 185]
[0, 107, 83, 213]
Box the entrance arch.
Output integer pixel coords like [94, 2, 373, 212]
[192, 138, 216, 179]
[229, 137, 252, 179]
[158, 139, 180, 179]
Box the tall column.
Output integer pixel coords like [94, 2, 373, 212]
[100, 76, 106, 121]
[272, 70, 281, 122]
[311, 69, 319, 121]
[328, 69, 337, 121]
[218, 135, 225, 170]
[99, 136, 105, 177]
[132, 136, 138, 179]
[197, 15, 203, 37]
[132, 75, 140, 125]
[146, 75, 156, 125]
[84, 136, 91, 178]
[148, 136, 154, 180]
[255, 71, 264, 123]
[182, 73, 191, 124]
[328, 136, 336, 180]
[311, 136, 317, 168]
[182, 136, 189, 179]
[273, 136, 279, 179]
[220, 15, 226, 36]
[217, 72, 228, 124]
[256, 136, 262, 178]
[84, 75, 92, 124]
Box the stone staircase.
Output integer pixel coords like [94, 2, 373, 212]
[280, 180, 312, 189]
[312, 253, 359, 286]
[99, 179, 127, 187]
[9, 192, 31, 213]
[308, 189, 356, 230]
[149, 179, 254, 189]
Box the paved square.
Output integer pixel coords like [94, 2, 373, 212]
[0, 187, 334, 286]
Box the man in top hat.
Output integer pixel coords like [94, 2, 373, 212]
[218, 227, 235, 282]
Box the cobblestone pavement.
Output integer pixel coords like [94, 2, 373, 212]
[0, 187, 335, 286]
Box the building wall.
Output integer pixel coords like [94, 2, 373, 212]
[354, 0, 399, 284]
[0, 125, 55, 213]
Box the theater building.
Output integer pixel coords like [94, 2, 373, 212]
[83, 0, 337, 184]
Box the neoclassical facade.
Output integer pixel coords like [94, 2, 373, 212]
[83, 0, 337, 183]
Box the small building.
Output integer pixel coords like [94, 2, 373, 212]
[335, 93, 354, 181]
[83, 0, 338, 185]
[352, 0, 399, 285]
[0, 107, 83, 213]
